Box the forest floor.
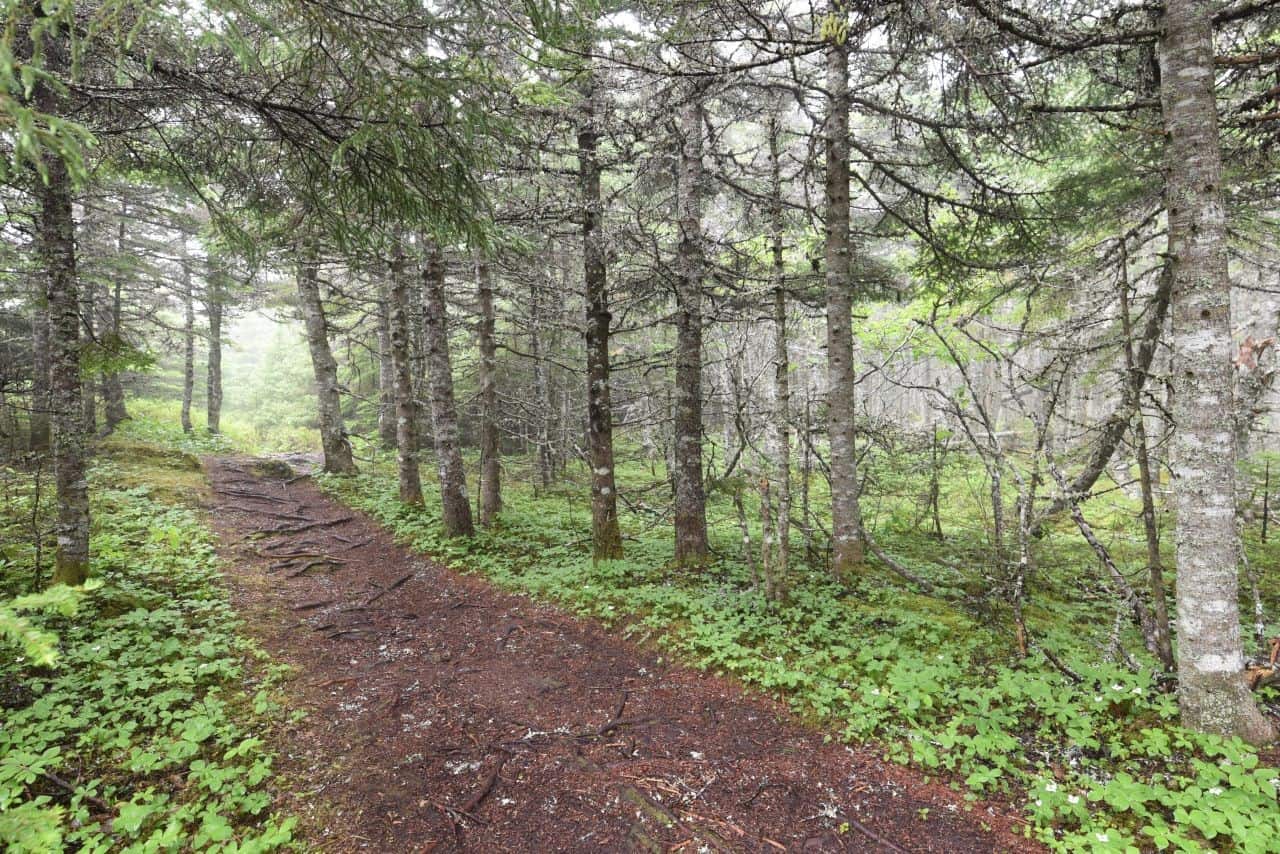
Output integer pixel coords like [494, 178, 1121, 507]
[204, 454, 1040, 853]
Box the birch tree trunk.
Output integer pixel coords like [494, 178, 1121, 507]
[1159, 0, 1275, 743]
[35, 19, 89, 586]
[388, 244, 423, 504]
[673, 88, 709, 566]
[476, 258, 501, 527]
[824, 25, 864, 575]
[421, 243, 475, 538]
[377, 290, 397, 449]
[580, 60, 624, 558]
[296, 241, 357, 474]
[180, 252, 195, 434]
[205, 257, 224, 435]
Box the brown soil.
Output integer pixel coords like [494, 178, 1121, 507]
[205, 456, 1042, 853]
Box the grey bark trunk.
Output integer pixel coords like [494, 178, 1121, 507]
[1159, 0, 1275, 744]
[180, 251, 195, 434]
[296, 241, 357, 474]
[377, 292, 397, 448]
[529, 278, 553, 491]
[98, 206, 128, 434]
[388, 245, 423, 504]
[35, 20, 89, 586]
[421, 244, 475, 538]
[580, 63, 624, 558]
[1119, 252, 1174, 670]
[673, 90, 709, 566]
[205, 258, 223, 435]
[769, 108, 791, 595]
[80, 277, 96, 436]
[824, 29, 864, 575]
[29, 296, 50, 453]
[476, 259, 501, 526]
[101, 250, 127, 432]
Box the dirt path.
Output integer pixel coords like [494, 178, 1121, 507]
[205, 456, 1039, 853]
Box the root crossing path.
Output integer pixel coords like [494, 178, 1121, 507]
[205, 457, 1039, 853]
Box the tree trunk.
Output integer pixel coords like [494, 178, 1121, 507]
[768, 108, 791, 595]
[1159, 0, 1275, 744]
[1119, 247, 1174, 671]
[580, 63, 624, 558]
[421, 243, 475, 537]
[388, 244, 423, 504]
[29, 296, 50, 453]
[81, 277, 96, 436]
[98, 204, 128, 435]
[673, 89, 709, 566]
[824, 27, 864, 575]
[180, 251, 195, 434]
[377, 290, 397, 448]
[529, 275, 553, 491]
[296, 240, 357, 474]
[205, 256, 224, 435]
[35, 20, 89, 586]
[101, 218, 128, 433]
[476, 259, 502, 526]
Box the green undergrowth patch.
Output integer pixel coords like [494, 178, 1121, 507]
[321, 460, 1280, 853]
[0, 446, 297, 851]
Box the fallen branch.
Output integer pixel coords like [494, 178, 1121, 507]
[863, 531, 934, 592]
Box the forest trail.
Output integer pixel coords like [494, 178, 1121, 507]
[204, 456, 1039, 853]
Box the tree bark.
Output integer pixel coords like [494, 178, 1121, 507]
[1119, 247, 1174, 671]
[180, 250, 196, 434]
[388, 244, 423, 504]
[768, 107, 791, 594]
[101, 216, 128, 432]
[824, 26, 864, 575]
[376, 290, 397, 448]
[580, 61, 624, 558]
[35, 18, 89, 586]
[476, 258, 502, 526]
[205, 255, 224, 435]
[29, 295, 50, 453]
[296, 240, 357, 474]
[81, 277, 96, 436]
[1159, 0, 1275, 744]
[421, 243, 475, 537]
[529, 277, 553, 491]
[673, 88, 709, 566]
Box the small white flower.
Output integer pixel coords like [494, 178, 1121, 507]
[1111, 684, 1124, 692]
[1067, 794, 1080, 805]
[1096, 832, 1109, 843]
[1044, 782, 1058, 792]
[1208, 787, 1223, 796]
[1131, 687, 1142, 694]
[1034, 799, 1043, 807]
[1093, 695, 1104, 703]
[870, 688, 881, 696]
